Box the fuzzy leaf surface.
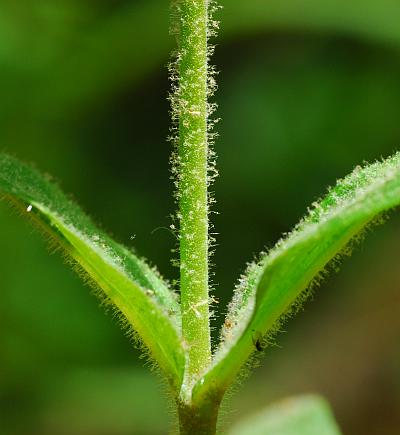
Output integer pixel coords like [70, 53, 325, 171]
[228, 395, 342, 435]
[193, 152, 400, 402]
[0, 154, 185, 388]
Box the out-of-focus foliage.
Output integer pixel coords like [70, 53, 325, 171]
[1, 1, 400, 434]
[228, 395, 342, 435]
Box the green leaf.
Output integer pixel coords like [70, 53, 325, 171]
[228, 395, 342, 435]
[193, 152, 400, 402]
[0, 154, 185, 389]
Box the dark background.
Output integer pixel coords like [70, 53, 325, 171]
[0, 1, 399, 434]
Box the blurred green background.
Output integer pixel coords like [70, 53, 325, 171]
[1, 1, 400, 434]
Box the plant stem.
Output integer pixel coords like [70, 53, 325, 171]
[177, 0, 211, 382]
[178, 399, 221, 435]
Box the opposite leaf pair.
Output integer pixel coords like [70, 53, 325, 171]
[1, 151, 400, 411]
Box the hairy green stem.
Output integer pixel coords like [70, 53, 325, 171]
[176, 0, 211, 383]
[178, 399, 221, 435]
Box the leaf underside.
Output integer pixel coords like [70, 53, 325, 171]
[0, 154, 185, 389]
[228, 395, 342, 435]
[193, 152, 400, 403]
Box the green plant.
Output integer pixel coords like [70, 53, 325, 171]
[1, 1, 400, 434]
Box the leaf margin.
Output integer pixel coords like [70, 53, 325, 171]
[0, 153, 186, 389]
[192, 151, 400, 403]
